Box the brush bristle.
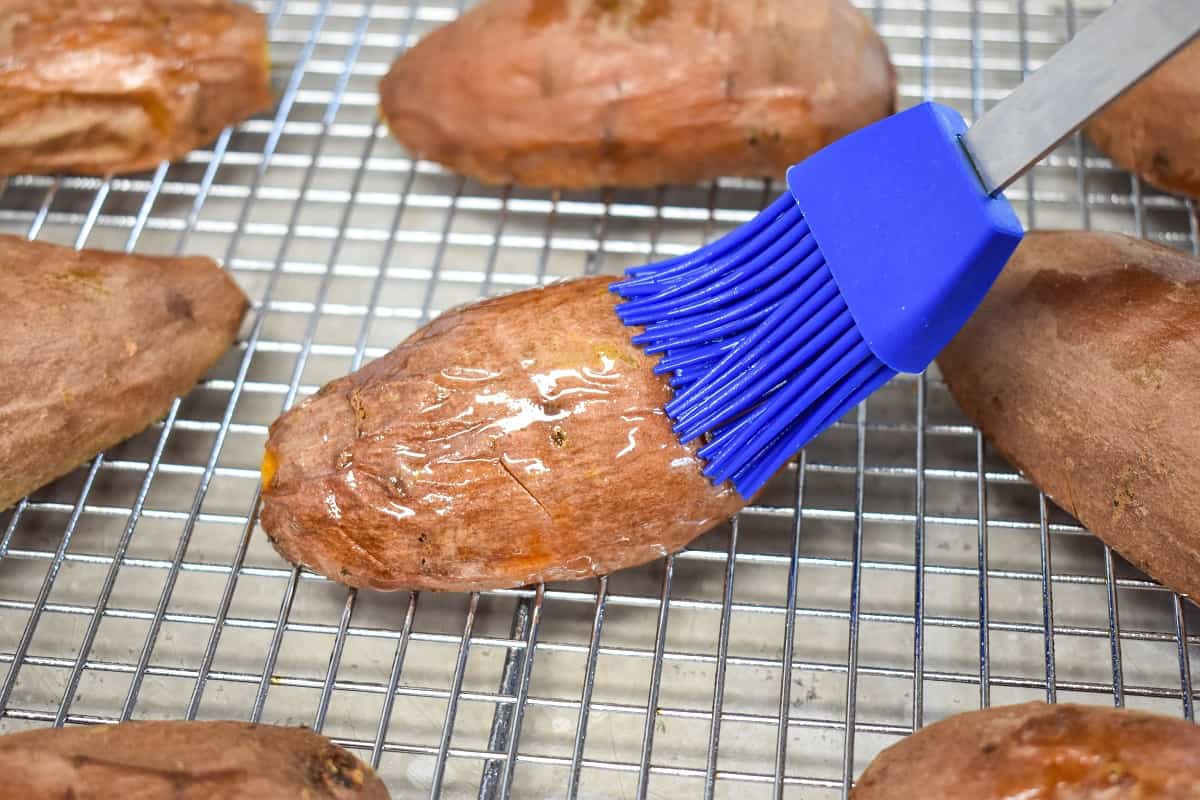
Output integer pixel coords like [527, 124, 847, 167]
[613, 193, 896, 498]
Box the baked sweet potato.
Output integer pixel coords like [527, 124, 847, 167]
[380, 0, 895, 189]
[1085, 40, 1200, 197]
[0, 235, 247, 510]
[0, 0, 271, 176]
[852, 702, 1200, 798]
[937, 231, 1200, 600]
[261, 276, 743, 591]
[0, 720, 389, 799]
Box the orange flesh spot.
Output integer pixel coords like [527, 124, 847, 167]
[261, 448, 279, 489]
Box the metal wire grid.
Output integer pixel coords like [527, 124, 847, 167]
[0, 0, 1198, 797]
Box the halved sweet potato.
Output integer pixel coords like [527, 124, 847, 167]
[1086, 40, 1200, 197]
[0, 720, 389, 799]
[853, 702, 1200, 798]
[261, 276, 743, 591]
[381, 0, 895, 188]
[938, 231, 1200, 600]
[0, 0, 272, 176]
[0, 235, 247, 510]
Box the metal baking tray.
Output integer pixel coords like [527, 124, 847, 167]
[1, 1, 1197, 798]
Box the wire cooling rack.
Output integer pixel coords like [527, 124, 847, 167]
[1, 1, 1198, 798]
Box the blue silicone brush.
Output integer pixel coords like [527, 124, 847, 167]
[613, 0, 1200, 498]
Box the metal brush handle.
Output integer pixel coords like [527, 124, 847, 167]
[962, 0, 1200, 195]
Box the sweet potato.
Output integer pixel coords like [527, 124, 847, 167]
[261, 276, 743, 591]
[852, 702, 1200, 799]
[937, 231, 1200, 600]
[1085, 40, 1200, 197]
[0, 720, 389, 799]
[0, 235, 247, 510]
[0, 0, 271, 176]
[380, 0, 895, 189]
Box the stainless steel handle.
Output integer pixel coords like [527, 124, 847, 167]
[961, 0, 1200, 195]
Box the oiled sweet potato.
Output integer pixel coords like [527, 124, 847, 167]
[261, 276, 743, 591]
[1086, 40, 1200, 197]
[0, 0, 271, 176]
[0, 235, 247, 510]
[0, 720, 389, 799]
[852, 702, 1200, 798]
[937, 231, 1200, 600]
[380, 0, 895, 189]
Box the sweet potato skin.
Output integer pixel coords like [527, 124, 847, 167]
[852, 702, 1200, 798]
[0, 235, 248, 510]
[0, 0, 271, 176]
[937, 231, 1200, 600]
[0, 720, 389, 799]
[380, 0, 895, 188]
[1085, 40, 1200, 197]
[261, 276, 743, 592]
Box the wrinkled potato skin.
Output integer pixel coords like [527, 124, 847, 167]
[852, 702, 1200, 799]
[0, 235, 247, 510]
[938, 231, 1200, 600]
[0, 0, 271, 176]
[381, 0, 895, 188]
[0, 720, 389, 799]
[1086, 41, 1200, 197]
[261, 276, 744, 592]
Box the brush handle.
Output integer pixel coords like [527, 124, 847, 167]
[961, 0, 1200, 195]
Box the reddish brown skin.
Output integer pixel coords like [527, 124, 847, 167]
[0, 0, 271, 176]
[380, 0, 895, 189]
[852, 702, 1200, 799]
[0, 235, 248, 510]
[0, 720, 390, 799]
[937, 231, 1200, 601]
[1086, 41, 1200, 198]
[261, 276, 744, 592]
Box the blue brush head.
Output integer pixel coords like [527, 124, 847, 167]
[613, 102, 1023, 498]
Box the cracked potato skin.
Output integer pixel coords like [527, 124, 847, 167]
[1085, 40, 1200, 198]
[0, 720, 389, 799]
[380, 0, 895, 189]
[0, 235, 247, 511]
[852, 702, 1200, 799]
[261, 276, 744, 592]
[937, 231, 1200, 601]
[0, 0, 271, 176]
